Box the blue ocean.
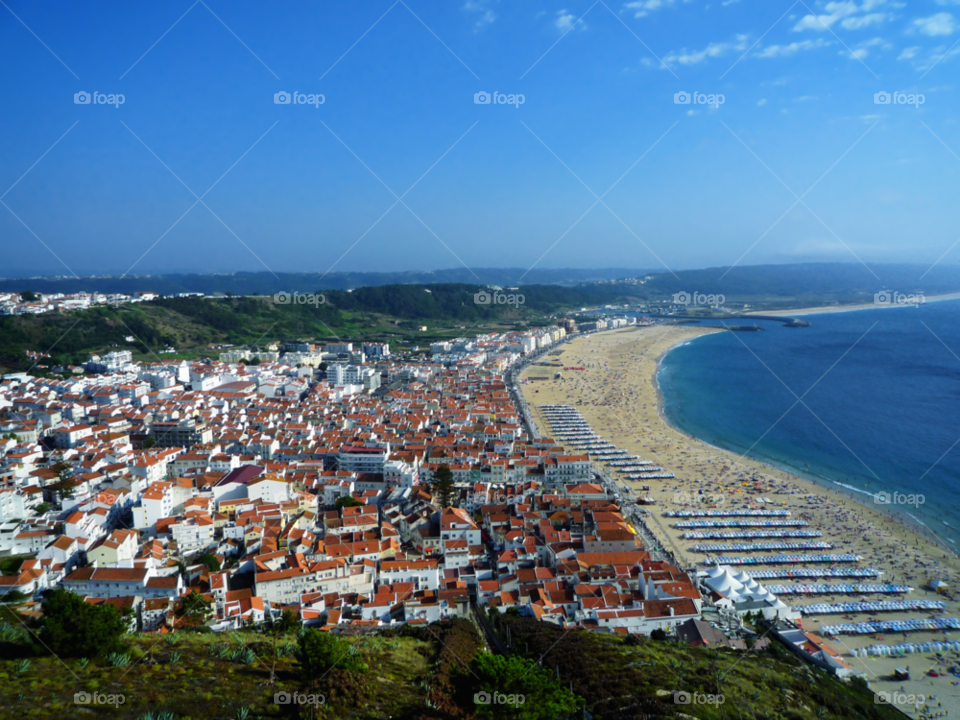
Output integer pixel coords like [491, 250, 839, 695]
[657, 299, 960, 547]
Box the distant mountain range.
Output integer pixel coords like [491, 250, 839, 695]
[0, 268, 653, 295]
[1, 263, 958, 303]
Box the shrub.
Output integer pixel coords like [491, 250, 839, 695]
[296, 629, 367, 684]
[471, 652, 582, 719]
[39, 589, 125, 657]
[106, 652, 132, 667]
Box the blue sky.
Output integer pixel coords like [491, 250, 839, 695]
[1, 0, 959, 280]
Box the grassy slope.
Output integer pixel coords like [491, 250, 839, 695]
[0, 617, 906, 720]
[492, 614, 903, 720]
[0, 292, 554, 372]
[0, 630, 432, 719]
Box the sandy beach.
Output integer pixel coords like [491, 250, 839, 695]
[756, 292, 960, 317]
[520, 324, 960, 715]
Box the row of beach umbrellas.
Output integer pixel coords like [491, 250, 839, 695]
[821, 618, 960, 636]
[695, 541, 834, 553]
[705, 553, 862, 566]
[854, 640, 960, 656]
[765, 583, 912, 595]
[744, 568, 881, 579]
[666, 510, 791, 518]
[798, 600, 946, 615]
[676, 519, 809, 528]
[683, 530, 822, 540]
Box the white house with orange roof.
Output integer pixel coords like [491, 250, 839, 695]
[53, 423, 92, 449]
[247, 475, 290, 504]
[86, 528, 139, 567]
[170, 515, 215, 553]
[61, 565, 183, 599]
[133, 481, 175, 529]
[255, 559, 374, 605]
[439, 507, 480, 542]
[38, 534, 82, 577]
[380, 559, 441, 592]
[0, 558, 49, 597]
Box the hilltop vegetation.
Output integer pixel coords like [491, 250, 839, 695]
[0, 268, 652, 296]
[0, 611, 903, 720]
[6, 262, 960, 372]
[6, 262, 960, 303]
[0, 284, 637, 372]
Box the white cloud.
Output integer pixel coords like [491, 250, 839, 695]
[793, 1, 860, 31]
[555, 9, 585, 31]
[841, 12, 887, 29]
[757, 98, 767, 105]
[794, 95, 820, 101]
[913, 12, 955, 36]
[624, 0, 675, 18]
[756, 38, 830, 57]
[660, 34, 748, 66]
[841, 36, 885, 58]
[793, 1, 892, 32]
[898, 46, 920, 59]
[463, 1, 496, 32]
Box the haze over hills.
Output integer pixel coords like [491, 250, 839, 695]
[0, 267, 653, 295]
[3, 263, 959, 303]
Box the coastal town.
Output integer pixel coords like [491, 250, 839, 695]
[0, 316, 956, 716]
[0, 290, 169, 316]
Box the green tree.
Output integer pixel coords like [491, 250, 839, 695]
[175, 590, 213, 627]
[335, 496, 362, 510]
[48, 462, 75, 504]
[198, 553, 221, 572]
[296, 628, 367, 685]
[430, 465, 456, 508]
[40, 589, 125, 657]
[0, 590, 28, 604]
[276, 608, 300, 632]
[20, 291, 37, 302]
[34, 502, 51, 515]
[471, 652, 582, 720]
[142, 435, 158, 449]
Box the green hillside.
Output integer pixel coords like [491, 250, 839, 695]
[0, 614, 904, 720]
